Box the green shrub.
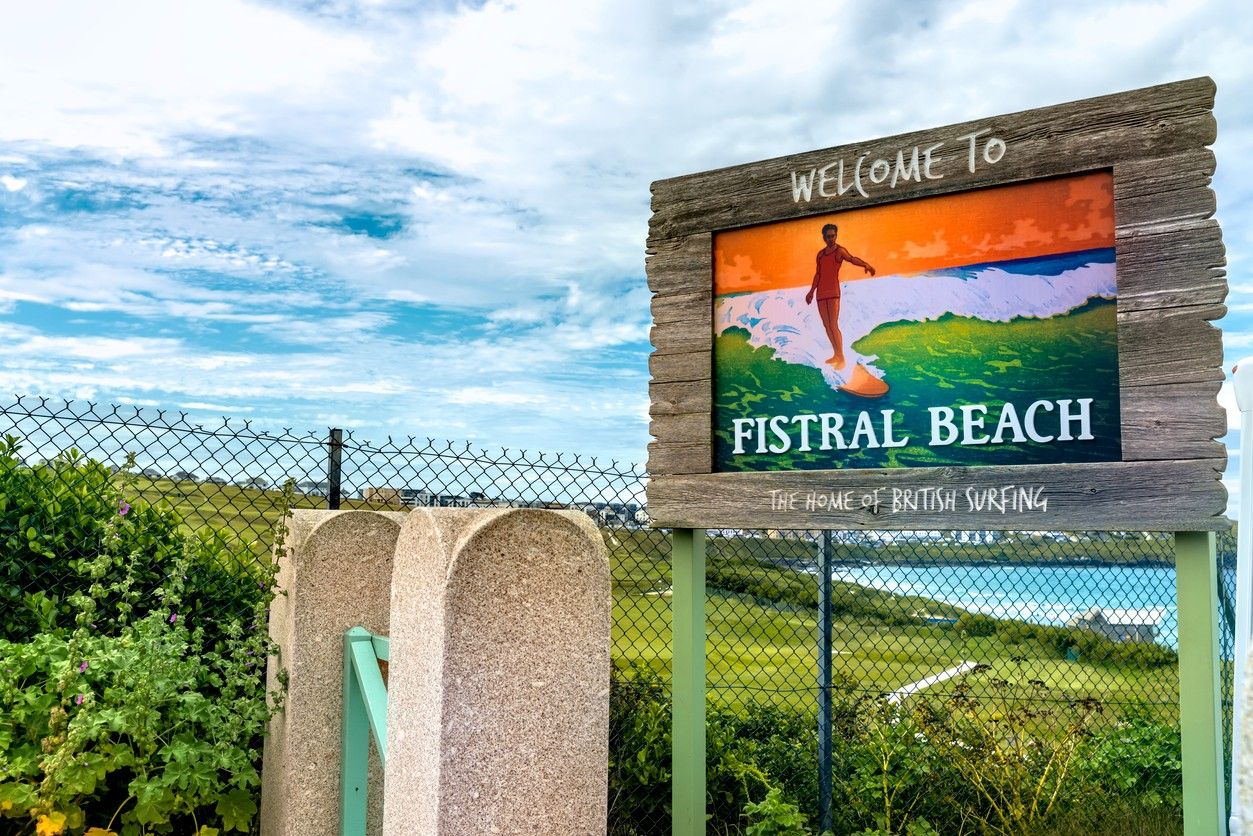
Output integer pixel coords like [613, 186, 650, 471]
[956, 612, 998, 637]
[606, 667, 815, 836]
[604, 662, 1183, 835]
[831, 697, 969, 836]
[989, 618, 1177, 669]
[1076, 706, 1181, 810]
[744, 787, 808, 836]
[0, 441, 284, 833]
[608, 664, 672, 834]
[0, 437, 266, 645]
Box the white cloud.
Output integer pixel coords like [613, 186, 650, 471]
[0, 0, 376, 157]
[1, 0, 1252, 470]
[447, 387, 548, 407]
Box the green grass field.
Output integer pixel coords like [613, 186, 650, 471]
[124, 475, 1181, 723]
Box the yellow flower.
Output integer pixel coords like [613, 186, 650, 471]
[34, 812, 67, 836]
[84, 828, 119, 836]
[0, 799, 11, 811]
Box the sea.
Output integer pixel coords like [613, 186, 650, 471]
[832, 562, 1186, 650]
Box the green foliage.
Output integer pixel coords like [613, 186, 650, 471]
[956, 612, 998, 637]
[831, 698, 968, 836]
[743, 788, 808, 836]
[704, 547, 962, 627]
[919, 677, 1103, 836]
[0, 436, 266, 645]
[852, 819, 939, 836]
[606, 661, 1181, 836]
[0, 440, 286, 834]
[994, 618, 1177, 668]
[1076, 707, 1181, 810]
[608, 665, 673, 834]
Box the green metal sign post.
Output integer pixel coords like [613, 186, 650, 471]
[672, 528, 707, 836]
[1175, 531, 1225, 836]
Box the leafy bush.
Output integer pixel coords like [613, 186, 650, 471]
[608, 665, 672, 834]
[0, 437, 266, 646]
[743, 787, 808, 836]
[831, 697, 969, 836]
[606, 661, 1181, 835]
[0, 441, 283, 834]
[956, 612, 998, 637]
[607, 666, 815, 836]
[1076, 707, 1181, 810]
[991, 618, 1176, 668]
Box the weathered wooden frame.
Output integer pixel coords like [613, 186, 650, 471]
[646, 77, 1227, 530]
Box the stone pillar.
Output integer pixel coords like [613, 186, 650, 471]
[261, 510, 406, 836]
[383, 508, 611, 836]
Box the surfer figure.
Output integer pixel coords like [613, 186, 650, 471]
[804, 223, 875, 368]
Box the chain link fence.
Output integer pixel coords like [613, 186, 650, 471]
[0, 394, 1236, 834]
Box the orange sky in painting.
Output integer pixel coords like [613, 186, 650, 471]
[714, 171, 1114, 294]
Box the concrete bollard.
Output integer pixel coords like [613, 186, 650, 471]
[261, 510, 405, 836]
[383, 508, 611, 836]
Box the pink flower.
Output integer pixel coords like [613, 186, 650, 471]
[78, 661, 88, 673]
[168, 613, 178, 624]
[118, 500, 131, 516]
[75, 695, 84, 705]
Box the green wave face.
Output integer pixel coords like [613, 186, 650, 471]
[714, 298, 1122, 471]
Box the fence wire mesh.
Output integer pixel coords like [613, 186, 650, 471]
[0, 395, 1235, 835]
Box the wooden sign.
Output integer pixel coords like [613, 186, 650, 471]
[646, 77, 1227, 531]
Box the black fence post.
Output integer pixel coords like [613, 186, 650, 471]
[818, 530, 833, 833]
[327, 428, 343, 510]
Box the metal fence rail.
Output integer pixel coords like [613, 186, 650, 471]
[0, 394, 1237, 834]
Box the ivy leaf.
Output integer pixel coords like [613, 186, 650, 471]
[130, 780, 174, 825]
[215, 788, 257, 833]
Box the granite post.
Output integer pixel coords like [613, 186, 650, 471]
[383, 508, 611, 836]
[261, 510, 406, 836]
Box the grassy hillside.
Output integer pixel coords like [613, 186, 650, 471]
[119, 474, 1182, 722]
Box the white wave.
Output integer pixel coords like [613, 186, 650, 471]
[715, 261, 1116, 387]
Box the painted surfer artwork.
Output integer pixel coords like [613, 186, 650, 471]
[713, 171, 1122, 472]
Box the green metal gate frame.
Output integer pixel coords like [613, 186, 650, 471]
[341, 627, 390, 836]
[669, 529, 1227, 836]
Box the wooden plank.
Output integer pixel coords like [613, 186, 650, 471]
[1114, 221, 1227, 312]
[651, 77, 1215, 205]
[650, 380, 711, 417]
[649, 79, 1216, 242]
[650, 413, 710, 446]
[652, 289, 711, 325]
[1114, 148, 1216, 229]
[649, 350, 710, 385]
[647, 459, 1227, 531]
[646, 233, 710, 295]
[1120, 381, 1228, 461]
[651, 322, 711, 357]
[1117, 303, 1225, 388]
[648, 440, 711, 476]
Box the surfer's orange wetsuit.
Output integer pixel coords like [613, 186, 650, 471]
[815, 247, 847, 300]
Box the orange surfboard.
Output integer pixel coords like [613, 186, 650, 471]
[838, 363, 889, 398]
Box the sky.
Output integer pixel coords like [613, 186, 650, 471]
[1, 0, 1251, 512]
